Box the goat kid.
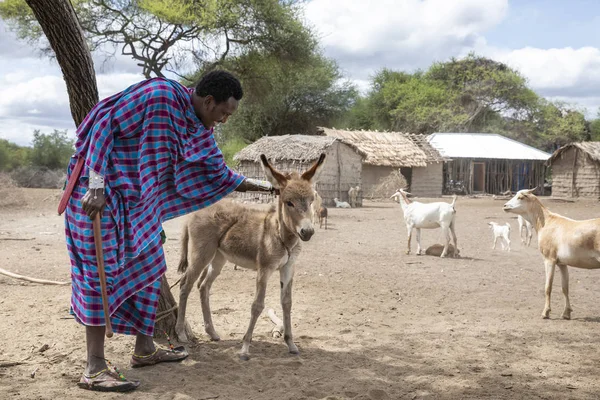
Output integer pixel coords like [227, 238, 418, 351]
[503, 188, 600, 320]
[176, 153, 326, 360]
[333, 197, 351, 208]
[518, 215, 533, 246]
[318, 206, 328, 229]
[390, 189, 458, 258]
[348, 185, 360, 208]
[311, 189, 323, 225]
[488, 222, 511, 251]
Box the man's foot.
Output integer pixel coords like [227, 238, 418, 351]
[78, 369, 140, 392]
[130, 346, 189, 368]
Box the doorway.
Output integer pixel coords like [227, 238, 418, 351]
[472, 162, 486, 192]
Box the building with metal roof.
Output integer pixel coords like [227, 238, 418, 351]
[428, 133, 552, 195]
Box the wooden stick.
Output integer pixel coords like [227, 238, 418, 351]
[0, 268, 69, 286]
[267, 308, 284, 338]
[0, 361, 25, 368]
[93, 214, 113, 338]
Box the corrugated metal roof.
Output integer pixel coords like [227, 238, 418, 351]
[428, 133, 551, 161]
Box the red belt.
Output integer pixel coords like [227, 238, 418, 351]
[57, 157, 85, 215]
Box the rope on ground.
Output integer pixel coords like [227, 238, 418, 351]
[0, 268, 70, 286]
[155, 305, 178, 322]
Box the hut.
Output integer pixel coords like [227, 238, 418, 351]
[428, 133, 551, 195]
[317, 127, 446, 197]
[233, 134, 365, 205]
[546, 142, 600, 199]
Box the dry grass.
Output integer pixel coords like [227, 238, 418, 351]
[367, 169, 408, 199]
[0, 173, 26, 208]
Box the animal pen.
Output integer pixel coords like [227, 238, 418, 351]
[428, 133, 551, 195]
[317, 127, 446, 198]
[232, 135, 365, 206]
[547, 142, 600, 199]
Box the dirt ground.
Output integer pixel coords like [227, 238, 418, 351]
[2, 189, 600, 400]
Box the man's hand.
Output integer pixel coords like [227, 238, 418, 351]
[82, 189, 106, 220]
[235, 178, 279, 195]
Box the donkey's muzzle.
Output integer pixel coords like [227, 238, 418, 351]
[299, 227, 314, 241]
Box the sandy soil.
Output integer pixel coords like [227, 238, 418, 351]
[1, 189, 600, 400]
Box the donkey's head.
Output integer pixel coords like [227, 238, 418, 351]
[260, 153, 326, 241]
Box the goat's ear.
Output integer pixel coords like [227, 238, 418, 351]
[260, 154, 287, 189]
[302, 153, 326, 183]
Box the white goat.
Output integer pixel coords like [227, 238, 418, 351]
[333, 197, 351, 208]
[488, 222, 511, 251]
[518, 215, 533, 246]
[311, 189, 323, 224]
[348, 185, 360, 208]
[503, 188, 600, 320]
[391, 189, 458, 257]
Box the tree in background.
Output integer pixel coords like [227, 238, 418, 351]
[1, 0, 355, 149]
[30, 130, 75, 170]
[0, 0, 314, 79]
[0, 139, 32, 171]
[590, 108, 600, 141]
[340, 54, 592, 151]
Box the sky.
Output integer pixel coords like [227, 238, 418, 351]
[1, 0, 599, 146]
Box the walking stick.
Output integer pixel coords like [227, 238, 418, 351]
[92, 213, 113, 338]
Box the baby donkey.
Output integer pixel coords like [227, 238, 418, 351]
[176, 153, 325, 360]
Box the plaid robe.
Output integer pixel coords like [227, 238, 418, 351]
[65, 78, 244, 335]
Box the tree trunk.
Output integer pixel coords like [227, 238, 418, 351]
[25, 0, 186, 340]
[154, 275, 194, 340]
[25, 0, 98, 126]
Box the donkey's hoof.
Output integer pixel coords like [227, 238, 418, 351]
[176, 329, 189, 343]
[239, 354, 250, 361]
[210, 336, 221, 342]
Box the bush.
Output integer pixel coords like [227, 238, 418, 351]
[0, 173, 25, 208]
[10, 166, 66, 189]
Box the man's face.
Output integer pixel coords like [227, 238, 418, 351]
[205, 96, 239, 128]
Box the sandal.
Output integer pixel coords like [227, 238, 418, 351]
[130, 346, 189, 368]
[77, 368, 140, 392]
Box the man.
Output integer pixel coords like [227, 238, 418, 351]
[64, 70, 272, 392]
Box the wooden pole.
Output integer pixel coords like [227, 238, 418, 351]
[92, 214, 114, 338]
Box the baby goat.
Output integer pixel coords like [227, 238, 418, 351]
[333, 197, 351, 208]
[488, 221, 511, 251]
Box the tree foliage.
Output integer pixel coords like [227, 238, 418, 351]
[0, 0, 312, 79]
[30, 130, 75, 169]
[207, 51, 357, 141]
[0, 139, 32, 171]
[340, 54, 592, 151]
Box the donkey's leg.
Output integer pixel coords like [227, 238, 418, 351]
[416, 228, 422, 255]
[542, 259, 556, 319]
[558, 264, 572, 320]
[199, 252, 226, 341]
[240, 268, 275, 361]
[280, 262, 298, 355]
[176, 241, 218, 343]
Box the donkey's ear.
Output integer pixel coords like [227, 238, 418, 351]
[260, 154, 287, 189]
[302, 153, 326, 183]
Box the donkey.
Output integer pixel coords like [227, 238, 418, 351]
[175, 153, 326, 360]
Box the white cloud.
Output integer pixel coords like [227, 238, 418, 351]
[491, 46, 600, 99]
[303, 0, 600, 115]
[304, 0, 508, 79]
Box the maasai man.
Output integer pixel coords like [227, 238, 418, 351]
[64, 70, 273, 392]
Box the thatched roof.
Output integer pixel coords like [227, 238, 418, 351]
[317, 127, 443, 167]
[233, 134, 361, 163]
[547, 142, 600, 166]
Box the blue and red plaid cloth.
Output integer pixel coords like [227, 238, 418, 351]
[65, 77, 244, 335]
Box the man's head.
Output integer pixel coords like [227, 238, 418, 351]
[193, 70, 243, 129]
